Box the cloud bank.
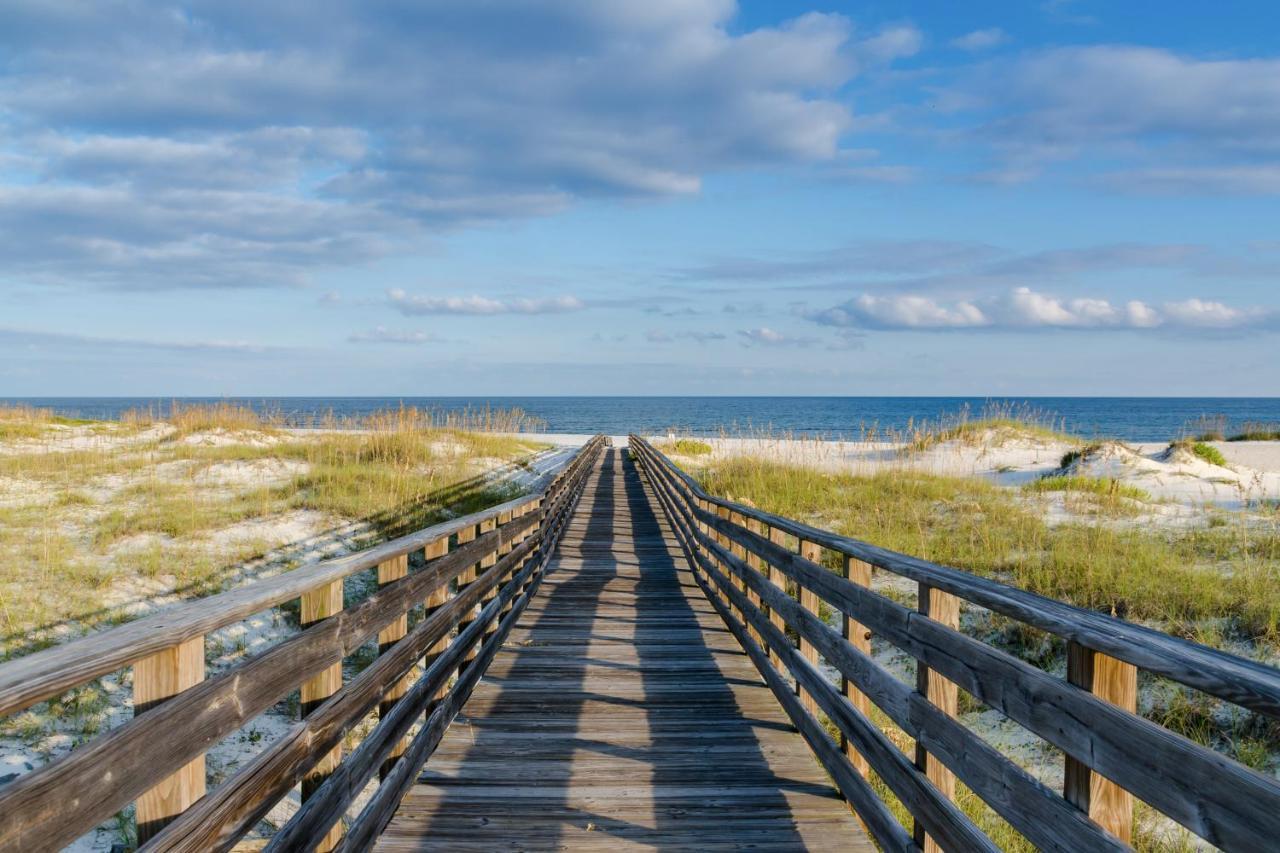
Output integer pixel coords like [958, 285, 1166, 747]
[388, 290, 585, 316]
[809, 288, 1276, 332]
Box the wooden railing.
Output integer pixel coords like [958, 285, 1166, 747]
[0, 435, 607, 853]
[631, 435, 1280, 852]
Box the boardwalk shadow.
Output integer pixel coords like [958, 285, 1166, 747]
[396, 448, 819, 849]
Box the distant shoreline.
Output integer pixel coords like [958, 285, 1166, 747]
[5, 396, 1280, 442]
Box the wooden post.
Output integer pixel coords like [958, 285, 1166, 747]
[300, 578, 344, 853]
[422, 537, 450, 707]
[499, 508, 519, 619]
[455, 522, 481, 666]
[842, 555, 873, 778]
[520, 498, 542, 596]
[1065, 642, 1138, 843]
[376, 554, 409, 779]
[766, 526, 788, 671]
[715, 506, 737, 621]
[742, 517, 766, 648]
[914, 583, 960, 853]
[477, 517, 499, 647]
[134, 637, 205, 843]
[797, 540, 822, 717]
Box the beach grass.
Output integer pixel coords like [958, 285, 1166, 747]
[1024, 474, 1151, 502]
[697, 456, 1280, 643]
[656, 438, 714, 456]
[905, 402, 1078, 451]
[0, 407, 549, 660]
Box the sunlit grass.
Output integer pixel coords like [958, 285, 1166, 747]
[0, 407, 548, 660]
[698, 456, 1280, 643]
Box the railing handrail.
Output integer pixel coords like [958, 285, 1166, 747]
[631, 434, 1280, 852]
[0, 435, 607, 853]
[632, 435, 1280, 716]
[0, 450, 580, 719]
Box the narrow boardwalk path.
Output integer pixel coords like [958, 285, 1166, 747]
[376, 448, 870, 851]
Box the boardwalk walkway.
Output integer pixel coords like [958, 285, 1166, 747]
[376, 447, 869, 851]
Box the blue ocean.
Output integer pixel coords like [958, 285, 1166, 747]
[6, 397, 1280, 442]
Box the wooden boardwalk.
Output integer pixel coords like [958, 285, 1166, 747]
[376, 447, 870, 851]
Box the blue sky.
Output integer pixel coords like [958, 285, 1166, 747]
[2, 0, 1279, 396]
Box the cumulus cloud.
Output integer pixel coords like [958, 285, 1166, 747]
[0, 2, 891, 287]
[808, 288, 1276, 332]
[387, 290, 585, 316]
[348, 326, 443, 344]
[951, 29, 1007, 51]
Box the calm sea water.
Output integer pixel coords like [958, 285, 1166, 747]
[6, 397, 1280, 441]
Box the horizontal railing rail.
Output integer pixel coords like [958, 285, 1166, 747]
[631, 434, 1280, 853]
[0, 435, 606, 853]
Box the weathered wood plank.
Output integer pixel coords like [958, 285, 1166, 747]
[134, 636, 205, 844]
[374, 448, 870, 852]
[1066, 641, 1138, 843]
[636, 439, 1280, 852]
[634, 437, 1280, 717]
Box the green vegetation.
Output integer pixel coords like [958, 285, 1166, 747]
[0, 405, 548, 660]
[1025, 474, 1150, 502]
[705, 452, 1276, 849]
[1229, 423, 1280, 441]
[697, 456, 1280, 643]
[1182, 415, 1280, 442]
[0, 404, 96, 440]
[906, 402, 1078, 451]
[1170, 439, 1228, 467]
[657, 438, 714, 456]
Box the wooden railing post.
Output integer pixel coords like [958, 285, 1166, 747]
[914, 583, 960, 853]
[484, 511, 513, 644]
[377, 553, 409, 779]
[521, 497, 543, 596]
[455, 521, 485, 667]
[134, 636, 205, 843]
[742, 517, 766, 649]
[1065, 641, 1138, 843]
[300, 578, 344, 853]
[766, 526, 788, 671]
[422, 537, 450, 709]
[797, 540, 822, 716]
[842, 555, 873, 778]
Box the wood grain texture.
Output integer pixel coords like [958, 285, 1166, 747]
[632, 435, 1280, 853]
[797, 540, 822, 717]
[633, 437, 1280, 718]
[1066, 641, 1138, 843]
[378, 554, 411, 779]
[134, 637, 205, 844]
[913, 583, 960, 853]
[374, 448, 870, 852]
[842, 555, 872, 778]
[301, 578, 345, 853]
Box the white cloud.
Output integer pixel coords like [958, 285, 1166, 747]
[0, 2, 892, 287]
[809, 287, 1276, 332]
[951, 29, 1007, 51]
[348, 326, 443, 344]
[946, 45, 1280, 191]
[737, 327, 816, 346]
[387, 290, 585, 316]
[854, 25, 923, 66]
